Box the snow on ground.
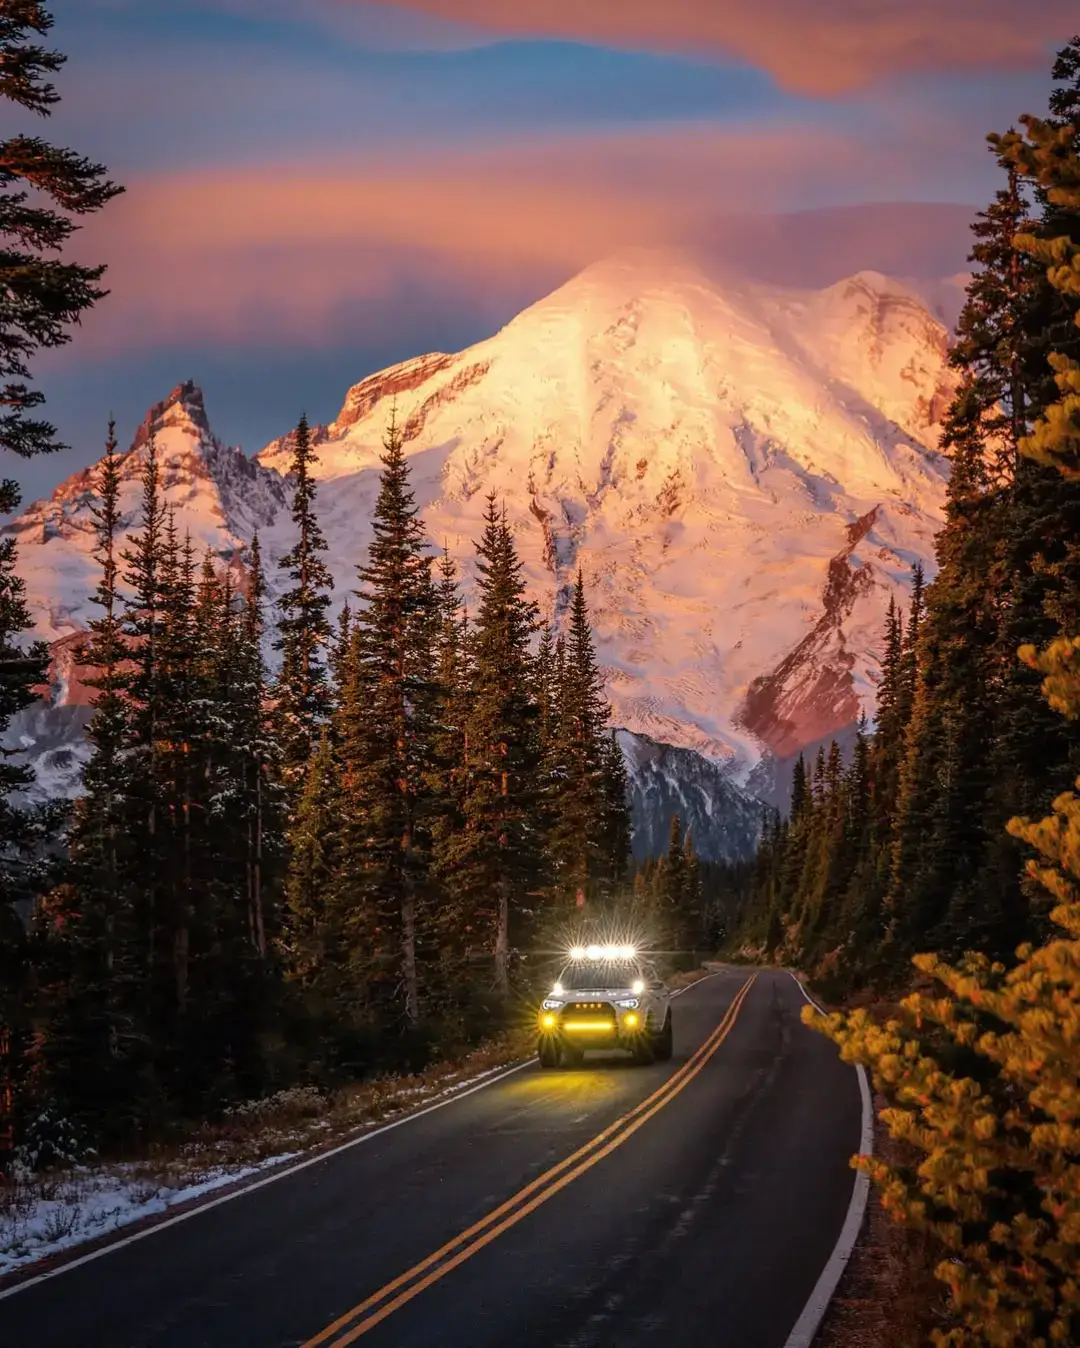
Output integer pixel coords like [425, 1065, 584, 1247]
[0, 1152, 300, 1278]
[0, 1058, 526, 1280]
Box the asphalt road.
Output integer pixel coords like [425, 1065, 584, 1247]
[0, 967, 863, 1348]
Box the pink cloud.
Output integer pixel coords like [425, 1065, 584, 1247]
[359, 0, 1076, 94]
[61, 127, 974, 356]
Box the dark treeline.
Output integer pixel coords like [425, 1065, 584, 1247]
[627, 814, 729, 955]
[0, 412, 633, 1163]
[728, 38, 1080, 995]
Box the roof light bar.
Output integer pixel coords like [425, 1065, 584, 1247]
[568, 943, 637, 961]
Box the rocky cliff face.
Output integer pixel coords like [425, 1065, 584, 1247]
[5, 249, 955, 855]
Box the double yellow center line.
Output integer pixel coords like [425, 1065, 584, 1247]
[303, 972, 757, 1346]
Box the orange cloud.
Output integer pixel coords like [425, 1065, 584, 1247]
[64, 128, 972, 354]
[360, 0, 1076, 94]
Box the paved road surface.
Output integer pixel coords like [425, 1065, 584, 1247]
[0, 968, 863, 1348]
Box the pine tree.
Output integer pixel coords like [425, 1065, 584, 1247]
[428, 550, 471, 983]
[236, 534, 281, 959]
[658, 813, 686, 951]
[0, 1, 123, 507]
[331, 414, 438, 1030]
[329, 599, 353, 697]
[681, 826, 704, 952]
[440, 495, 540, 994]
[0, 453, 50, 1167]
[870, 597, 906, 834]
[598, 730, 632, 889]
[284, 728, 343, 1022]
[273, 413, 333, 796]
[117, 433, 172, 1103]
[546, 570, 617, 903]
[43, 423, 143, 1136]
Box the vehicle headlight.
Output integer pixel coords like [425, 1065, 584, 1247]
[542, 999, 564, 1010]
[623, 1012, 640, 1029]
[540, 1012, 557, 1029]
[615, 998, 639, 1009]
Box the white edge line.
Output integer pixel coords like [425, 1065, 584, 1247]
[0, 1058, 531, 1302]
[783, 970, 874, 1348]
[0, 965, 733, 1303]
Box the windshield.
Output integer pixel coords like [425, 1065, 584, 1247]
[556, 962, 646, 991]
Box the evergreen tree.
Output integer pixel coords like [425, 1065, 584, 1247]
[658, 813, 686, 950]
[273, 413, 333, 796]
[43, 423, 142, 1136]
[0, 447, 50, 1166]
[546, 570, 619, 902]
[284, 728, 343, 1021]
[681, 826, 704, 952]
[428, 550, 471, 984]
[598, 730, 632, 889]
[329, 599, 353, 696]
[439, 495, 540, 994]
[236, 534, 281, 959]
[0, 1, 123, 505]
[330, 414, 438, 1030]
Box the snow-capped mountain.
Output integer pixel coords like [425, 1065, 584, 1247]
[6, 249, 956, 853]
[256, 249, 953, 769]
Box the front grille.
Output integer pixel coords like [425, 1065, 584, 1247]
[561, 1001, 617, 1029]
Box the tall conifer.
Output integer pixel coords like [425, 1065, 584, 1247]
[332, 414, 438, 1028]
[274, 413, 333, 795]
[444, 495, 540, 993]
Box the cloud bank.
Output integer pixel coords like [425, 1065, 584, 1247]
[363, 0, 1076, 93]
[65, 125, 981, 355]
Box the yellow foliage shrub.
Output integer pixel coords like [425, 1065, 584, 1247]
[805, 637, 1080, 1345]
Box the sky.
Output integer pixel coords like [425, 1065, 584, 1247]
[12, 0, 1080, 504]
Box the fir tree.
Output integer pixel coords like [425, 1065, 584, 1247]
[284, 728, 343, 1018]
[598, 730, 632, 889]
[273, 413, 333, 796]
[681, 826, 704, 952]
[658, 813, 687, 950]
[546, 570, 617, 903]
[331, 414, 438, 1028]
[0, 447, 49, 1168]
[0, 1, 123, 506]
[45, 423, 142, 1136]
[440, 495, 540, 994]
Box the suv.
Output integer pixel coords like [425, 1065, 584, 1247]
[536, 944, 673, 1068]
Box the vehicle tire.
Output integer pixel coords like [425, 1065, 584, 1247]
[654, 1012, 673, 1062]
[632, 1030, 656, 1066]
[537, 1038, 559, 1068]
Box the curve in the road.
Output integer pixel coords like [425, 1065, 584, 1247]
[305, 973, 757, 1346]
[0, 968, 863, 1348]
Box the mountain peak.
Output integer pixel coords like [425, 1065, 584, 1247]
[131, 379, 212, 454]
[6, 382, 287, 642]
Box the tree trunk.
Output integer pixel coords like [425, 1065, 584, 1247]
[402, 889, 419, 1025]
[496, 765, 510, 995]
[495, 878, 510, 996]
[251, 770, 266, 957]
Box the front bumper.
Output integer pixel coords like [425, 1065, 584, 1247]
[538, 1000, 645, 1046]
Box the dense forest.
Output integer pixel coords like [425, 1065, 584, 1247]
[727, 37, 1080, 998]
[0, 403, 663, 1158]
[726, 41, 1080, 1345]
